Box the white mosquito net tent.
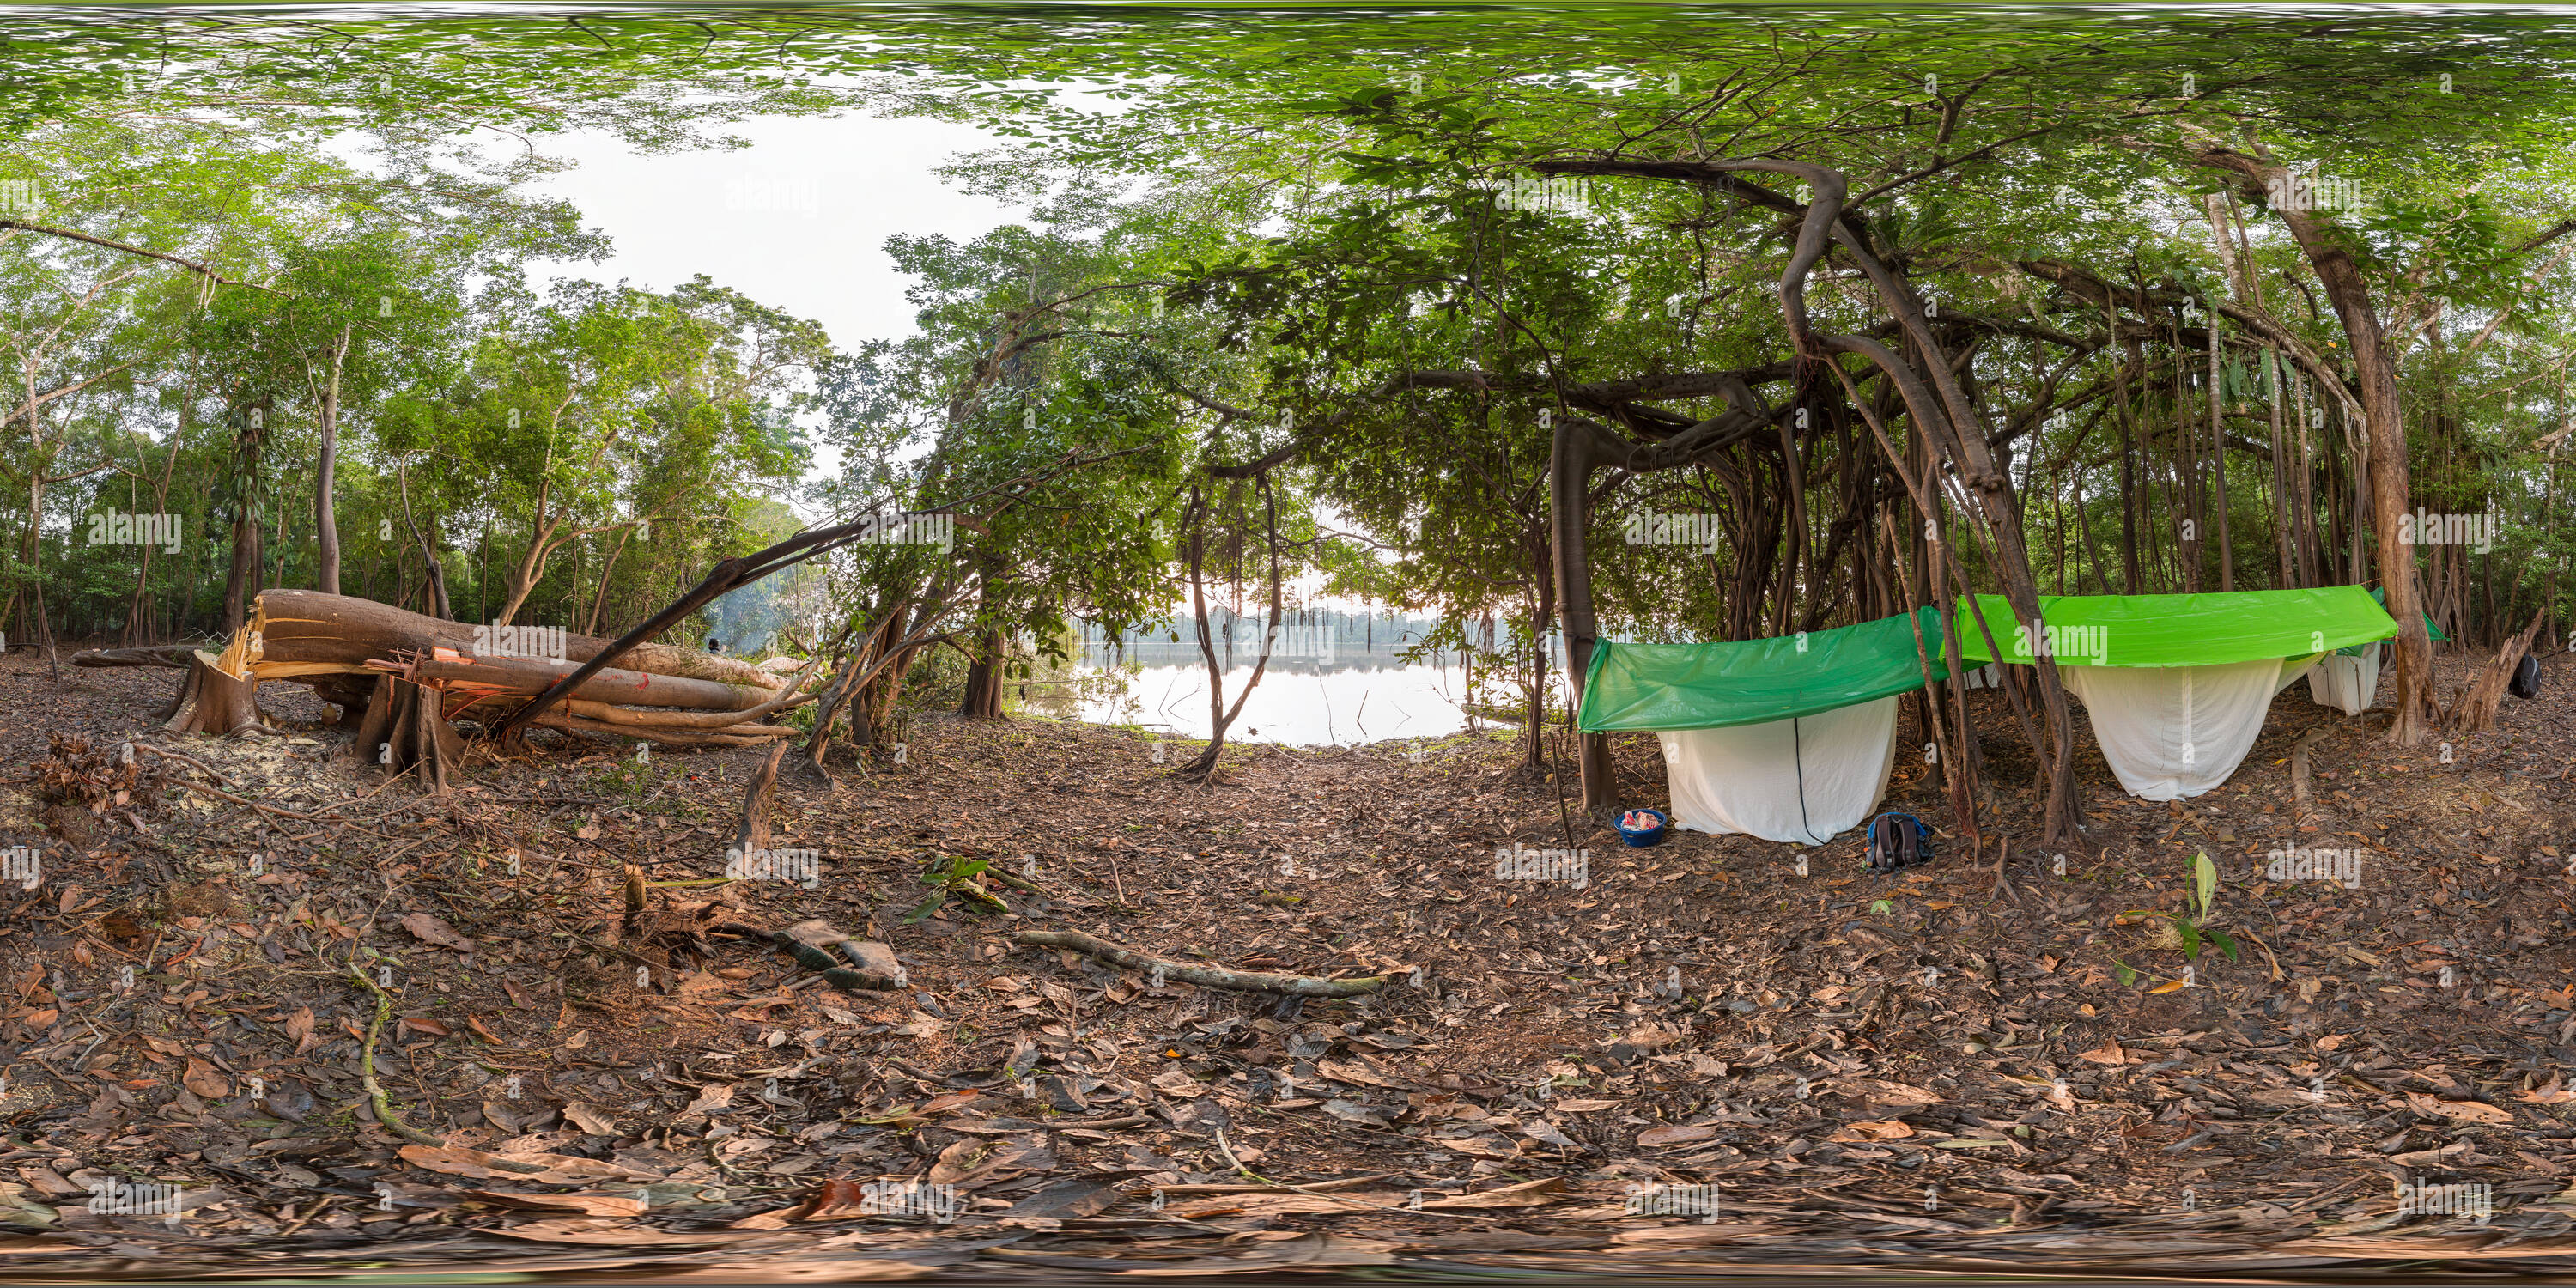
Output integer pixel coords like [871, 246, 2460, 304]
[1577, 610, 1948, 843]
[1956, 587, 2397, 800]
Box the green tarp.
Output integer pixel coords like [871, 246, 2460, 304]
[2346, 586, 2445, 654]
[1578, 588, 2403, 735]
[1578, 608, 1948, 732]
[1953, 586, 2397, 668]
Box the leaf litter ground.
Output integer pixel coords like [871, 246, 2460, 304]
[3, 649, 2576, 1281]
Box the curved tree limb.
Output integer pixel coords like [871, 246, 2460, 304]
[1012, 929, 1387, 997]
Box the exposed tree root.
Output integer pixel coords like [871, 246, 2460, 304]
[1012, 929, 1388, 996]
[346, 961, 443, 1147]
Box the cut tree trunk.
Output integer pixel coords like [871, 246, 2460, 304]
[2447, 609, 2545, 735]
[730, 742, 788, 866]
[163, 650, 266, 736]
[349, 676, 466, 793]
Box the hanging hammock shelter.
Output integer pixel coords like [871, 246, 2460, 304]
[1954, 586, 2399, 799]
[1578, 608, 1949, 844]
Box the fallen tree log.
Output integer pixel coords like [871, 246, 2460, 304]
[243, 590, 783, 692]
[1011, 929, 1389, 997]
[73, 644, 203, 668]
[133, 590, 823, 768]
[392, 652, 779, 712]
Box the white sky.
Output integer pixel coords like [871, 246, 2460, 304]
[522, 109, 1030, 349]
[515, 110, 1036, 496]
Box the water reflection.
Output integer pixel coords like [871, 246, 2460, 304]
[1047, 636, 1482, 745]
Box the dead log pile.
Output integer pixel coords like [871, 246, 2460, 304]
[77, 591, 817, 754]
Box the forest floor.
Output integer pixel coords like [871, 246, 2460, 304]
[4, 644, 2576, 1282]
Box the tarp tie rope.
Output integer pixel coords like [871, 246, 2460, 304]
[1792, 715, 1823, 845]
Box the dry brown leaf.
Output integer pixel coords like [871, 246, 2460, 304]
[485, 1219, 769, 1246]
[562, 1102, 617, 1134]
[1419, 1178, 1567, 1209]
[1118, 1232, 1395, 1274]
[794, 1178, 875, 1222]
[679, 1082, 737, 1118]
[676, 971, 732, 999]
[180, 1058, 229, 1099]
[14, 1167, 83, 1198]
[2405, 1091, 2514, 1125]
[399, 912, 474, 951]
[397, 1144, 659, 1184]
[465, 1190, 648, 1217]
[1170, 1191, 1408, 1219]
[1845, 1078, 1942, 1105]
[1830, 1119, 1917, 1141]
[2078, 1040, 2131, 1065]
[399, 1016, 452, 1037]
[927, 1139, 990, 1186]
[1316, 1059, 1411, 1090]
[1634, 1124, 1717, 1147]
[283, 1005, 320, 1055]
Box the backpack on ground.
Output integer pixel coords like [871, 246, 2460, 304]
[1865, 811, 1932, 874]
[2511, 653, 2542, 700]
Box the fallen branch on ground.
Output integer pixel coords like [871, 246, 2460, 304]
[714, 920, 907, 991]
[2290, 726, 2328, 808]
[1012, 929, 1388, 996]
[163, 777, 349, 822]
[346, 960, 442, 1147]
[525, 710, 798, 746]
[126, 740, 234, 787]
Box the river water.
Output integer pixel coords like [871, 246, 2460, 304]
[1031, 639, 1502, 746]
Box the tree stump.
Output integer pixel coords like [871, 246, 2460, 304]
[344, 674, 464, 792]
[162, 651, 266, 736]
[730, 741, 789, 866]
[2447, 610, 2546, 735]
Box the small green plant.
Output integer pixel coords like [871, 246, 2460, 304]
[905, 854, 1007, 922]
[591, 755, 656, 799]
[2113, 850, 2237, 981]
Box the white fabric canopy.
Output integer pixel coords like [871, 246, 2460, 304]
[1654, 696, 1900, 843]
[2059, 658, 2319, 801]
[2306, 641, 2382, 715]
